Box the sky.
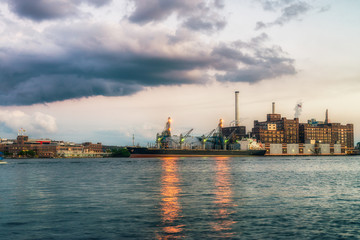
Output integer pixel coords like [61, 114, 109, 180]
[0, 0, 359, 146]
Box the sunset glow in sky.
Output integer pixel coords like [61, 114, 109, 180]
[0, 0, 359, 145]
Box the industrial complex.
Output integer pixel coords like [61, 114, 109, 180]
[0, 91, 358, 158]
[230, 92, 354, 155]
[149, 91, 356, 156]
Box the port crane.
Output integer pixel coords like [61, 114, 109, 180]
[198, 129, 216, 150]
[224, 129, 237, 149]
[179, 128, 193, 149]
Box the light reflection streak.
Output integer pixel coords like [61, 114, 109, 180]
[158, 157, 184, 239]
[212, 157, 237, 237]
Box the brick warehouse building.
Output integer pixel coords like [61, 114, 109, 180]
[252, 103, 354, 149]
[252, 103, 299, 144]
[299, 121, 354, 148]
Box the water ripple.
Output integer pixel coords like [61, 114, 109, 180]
[1, 157, 360, 239]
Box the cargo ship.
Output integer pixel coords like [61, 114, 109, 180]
[127, 116, 266, 158]
[127, 91, 266, 158]
[127, 147, 266, 158]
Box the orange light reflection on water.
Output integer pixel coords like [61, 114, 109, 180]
[158, 157, 184, 239]
[212, 158, 237, 236]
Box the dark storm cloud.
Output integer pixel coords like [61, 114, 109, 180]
[0, 74, 143, 105]
[6, 0, 112, 21]
[128, 0, 226, 33]
[212, 34, 296, 82]
[0, 24, 296, 106]
[0, 24, 212, 105]
[255, 0, 311, 30]
[6, 0, 76, 21]
[0, 49, 210, 105]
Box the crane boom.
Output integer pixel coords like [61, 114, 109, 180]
[224, 129, 237, 146]
[185, 128, 193, 138]
[179, 128, 193, 149]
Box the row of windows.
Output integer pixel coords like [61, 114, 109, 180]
[305, 130, 331, 133]
[263, 135, 284, 138]
[261, 139, 284, 143]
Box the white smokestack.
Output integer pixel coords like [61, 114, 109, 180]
[235, 91, 239, 126]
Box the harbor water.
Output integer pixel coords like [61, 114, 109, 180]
[1, 156, 360, 239]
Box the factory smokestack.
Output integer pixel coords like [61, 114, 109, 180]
[235, 91, 240, 126]
[325, 109, 329, 124]
[272, 102, 275, 114]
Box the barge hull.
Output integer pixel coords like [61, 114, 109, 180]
[127, 147, 266, 158]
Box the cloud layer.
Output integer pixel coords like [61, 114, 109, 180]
[0, 110, 57, 135]
[255, 0, 312, 30]
[6, 0, 112, 21]
[128, 0, 226, 33]
[0, 0, 299, 106]
[213, 34, 296, 82]
[0, 19, 296, 106]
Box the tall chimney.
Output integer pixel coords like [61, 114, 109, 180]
[272, 102, 275, 114]
[325, 109, 329, 124]
[235, 91, 239, 126]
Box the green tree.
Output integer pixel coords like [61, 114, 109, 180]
[19, 150, 36, 158]
[111, 148, 130, 157]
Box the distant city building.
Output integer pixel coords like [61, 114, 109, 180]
[0, 134, 104, 158]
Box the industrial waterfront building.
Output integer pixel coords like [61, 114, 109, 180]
[299, 120, 354, 149]
[253, 102, 299, 144]
[252, 103, 354, 155]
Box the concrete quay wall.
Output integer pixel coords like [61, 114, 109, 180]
[266, 143, 346, 156]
